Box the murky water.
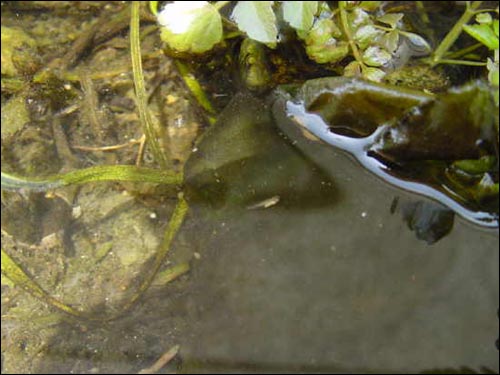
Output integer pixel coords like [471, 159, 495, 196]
[1, 3, 498, 374]
[179, 93, 499, 373]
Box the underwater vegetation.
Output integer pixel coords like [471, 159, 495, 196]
[1, 1, 499, 373]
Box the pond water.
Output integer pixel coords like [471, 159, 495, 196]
[179, 93, 499, 373]
[1, 3, 499, 374]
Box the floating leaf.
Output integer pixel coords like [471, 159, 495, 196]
[463, 23, 499, 50]
[376, 13, 403, 29]
[283, 1, 318, 31]
[232, 1, 278, 45]
[363, 46, 392, 67]
[158, 1, 222, 53]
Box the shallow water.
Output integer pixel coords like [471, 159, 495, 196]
[178, 93, 499, 373]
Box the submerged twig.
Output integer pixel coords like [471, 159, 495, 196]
[72, 138, 142, 152]
[138, 344, 180, 374]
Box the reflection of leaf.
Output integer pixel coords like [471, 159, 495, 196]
[463, 23, 499, 50]
[232, 1, 278, 45]
[283, 1, 318, 31]
[158, 1, 222, 53]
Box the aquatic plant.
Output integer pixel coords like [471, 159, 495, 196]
[0, 0, 498, 341]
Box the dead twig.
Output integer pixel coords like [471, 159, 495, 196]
[72, 138, 142, 152]
[138, 345, 180, 374]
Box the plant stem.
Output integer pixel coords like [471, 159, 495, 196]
[430, 1, 483, 66]
[436, 59, 487, 66]
[130, 2, 168, 169]
[338, 1, 366, 72]
[214, 1, 231, 11]
[444, 42, 483, 59]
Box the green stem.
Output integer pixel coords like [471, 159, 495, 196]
[444, 42, 484, 59]
[2, 249, 88, 319]
[1, 166, 182, 192]
[174, 60, 217, 124]
[430, 1, 483, 66]
[131, 2, 168, 168]
[338, 1, 367, 72]
[436, 59, 487, 66]
[214, 1, 231, 11]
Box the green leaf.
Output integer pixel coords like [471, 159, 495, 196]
[232, 1, 278, 45]
[343, 61, 361, 77]
[362, 46, 392, 67]
[1, 166, 182, 192]
[353, 24, 383, 50]
[379, 29, 399, 53]
[158, 1, 223, 53]
[376, 13, 403, 29]
[347, 7, 371, 30]
[306, 41, 349, 64]
[463, 23, 499, 50]
[359, 1, 381, 12]
[282, 1, 318, 31]
[362, 67, 386, 82]
[475, 12, 492, 24]
[302, 19, 347, 64]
